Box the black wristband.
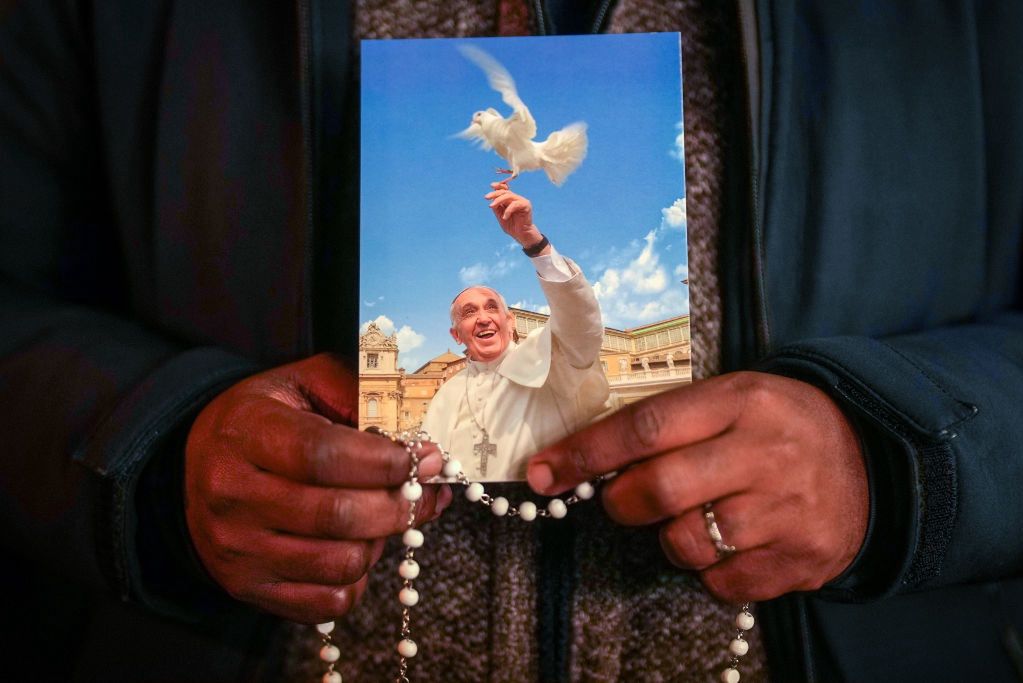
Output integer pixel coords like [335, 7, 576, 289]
[522, 234, 549, 257]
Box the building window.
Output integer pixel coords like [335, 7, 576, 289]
[601, 361, 608, 373]
[367, 353, 379, 368]
[367, 398, 379, 418]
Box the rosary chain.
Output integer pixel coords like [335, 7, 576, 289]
[315, 430, 754, 683]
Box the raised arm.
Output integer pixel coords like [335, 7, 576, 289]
[485, 182, 603, 367]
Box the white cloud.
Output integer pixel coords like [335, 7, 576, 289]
[492, 258, 518, 278]
[626, 287, 688, 320]
[458, 263, 488, 283]
[601, 283, 689, 323]
[628, 267, 668, 294]
[363, 300, 376, 307]
[592, 268, 621, 300]
[670, 121, 685, 161]
[396, 326, 425, 356]
[458, 257, 519, 286]
[620, 231, 668, 295]
[587, 197, 692, 326]
[360, 314, 394, 335]
[660, 198, 686, 231]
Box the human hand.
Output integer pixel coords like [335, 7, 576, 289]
[185, 353, 451, 623]
[526, 371, 868, 603]
[484, 181, 546, 252]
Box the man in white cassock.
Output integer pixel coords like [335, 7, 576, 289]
[421, 182, 610, 481]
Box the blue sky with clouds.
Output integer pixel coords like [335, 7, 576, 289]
[361, 33, 688, 371]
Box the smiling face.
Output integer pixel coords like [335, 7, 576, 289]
[450, 286, 515, 362]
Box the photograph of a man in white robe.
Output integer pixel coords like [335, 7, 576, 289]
[421, 181, 610, 481]
[360, 34, 691, 485]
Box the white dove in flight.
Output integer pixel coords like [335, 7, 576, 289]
[455, 44, 588, 186]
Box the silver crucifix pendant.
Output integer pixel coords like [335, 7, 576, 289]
[473, 430, 497, 477]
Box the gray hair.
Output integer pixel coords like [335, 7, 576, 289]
[449, 285, 509, 326]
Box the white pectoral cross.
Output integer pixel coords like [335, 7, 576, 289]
[473, 430, 497, 477]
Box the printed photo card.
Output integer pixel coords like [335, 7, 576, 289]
[359, 33, 690, 482]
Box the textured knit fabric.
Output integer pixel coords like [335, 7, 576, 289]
[355, 0, 500, 39]
[283, 1, 767, 680]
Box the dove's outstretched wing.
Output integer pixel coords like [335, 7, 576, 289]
[459, 44, 537, 140]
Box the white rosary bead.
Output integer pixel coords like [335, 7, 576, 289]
[575, 482, 595, 500]
[721, 667, 740, 683]
[736, 610, 755, 631]
[401, 481, 423, 502]
[465, 482, 485, 502]
[442, 459, 462, 478]
[397, 638, 418, 658]
[402, 528, 424, 548]
[490, 496, 510, 516]
[399, 559, 420, 580]
[322, 671, 342, 683]
[399, 587, 420, 607]
[518, 501, 538, 521]
[319, 644, 341, 663]
[547, 498, 568, 519]
[729, 638, 749, 656]
[315, 621, 335, 635]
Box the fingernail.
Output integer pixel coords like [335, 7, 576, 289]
[528, 462, 554, 493]
[335, 586, 353, 611]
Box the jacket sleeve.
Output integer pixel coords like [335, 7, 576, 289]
[0, 2, 258, 618]
[538, 256, 605, 369]
[759, 313, 1023, 600]
[746, 2, 1023, 601]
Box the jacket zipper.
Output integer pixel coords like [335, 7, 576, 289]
[531, 0, 617, 35]
[590, 0, 616, 33]
[531, 0, 548, 34]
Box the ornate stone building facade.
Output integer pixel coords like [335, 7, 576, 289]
[358, 322, 402, 432]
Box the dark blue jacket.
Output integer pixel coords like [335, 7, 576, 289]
[0, 1, 1020, 681]
[748, 3, 1023, 681]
